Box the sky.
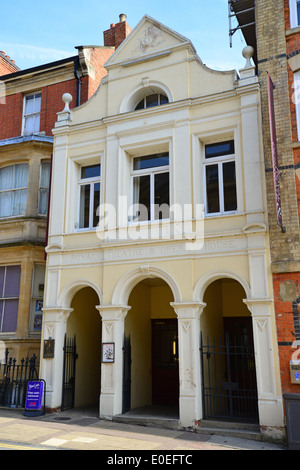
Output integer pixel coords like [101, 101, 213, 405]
[1, 0, 246, 72]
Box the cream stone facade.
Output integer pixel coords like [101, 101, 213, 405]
[40, 16, 284, 438]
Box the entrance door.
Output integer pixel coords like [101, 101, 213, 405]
[151, 319, 179, 406]
[62, 334, 78, 411]
[200, 317, 259, 422]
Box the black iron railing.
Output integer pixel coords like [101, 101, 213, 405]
[0, 349, 39, 408]
[200, 333, 259, 422]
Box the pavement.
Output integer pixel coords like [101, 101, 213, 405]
[0, 406, 287, 453]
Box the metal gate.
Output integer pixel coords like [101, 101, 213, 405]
[0, 349, 39, 408]
[62, 335, 78, 411]
[200, 331, 259, 422]
[122, 334, 131, 413]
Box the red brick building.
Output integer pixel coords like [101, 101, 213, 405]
[0, 15, 131, 362]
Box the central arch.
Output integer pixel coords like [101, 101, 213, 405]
[112, 266, 182, 305]
[115, 266, 181, 418]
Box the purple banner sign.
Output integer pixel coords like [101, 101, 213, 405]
[267, 72, 285, 231]
[25, 381, 44, 411]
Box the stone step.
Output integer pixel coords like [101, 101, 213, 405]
[197, 419, 261, 441]
[113, 414, 180, 430]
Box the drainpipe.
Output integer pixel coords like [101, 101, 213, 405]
[74, 57, 81, 106]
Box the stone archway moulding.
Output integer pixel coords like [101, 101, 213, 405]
[119, 79, 174, 114]
[58, 279, 103, 309]
[193, 269, 251, 303]
[112, 265, 182, 305]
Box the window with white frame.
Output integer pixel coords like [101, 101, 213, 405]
[0, 265, 21, 332]
[131, 153, 169, 222]
[204, 140, 237, 215]
[0, 164, 29, 218]
[38, 161, 51, 215]
[22, 92, 41, 135]
[289, 0, 300, 28]
[135, 94, 169, 111]
[294, 71, 300, 140]
[78, 164, 101, 229]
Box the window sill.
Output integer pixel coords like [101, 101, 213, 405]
[286, 25, 300, 36]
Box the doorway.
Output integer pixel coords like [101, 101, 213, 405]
[66, 286, 102, 410]
[152, 319, 179, 406]
[200, 279, 259, 422]
[124, 278, 179, 415]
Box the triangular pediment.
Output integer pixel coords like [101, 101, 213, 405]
[105, 15, 196, 69]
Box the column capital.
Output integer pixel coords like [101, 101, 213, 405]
[42, 307, 73, 323]
[96, 305, 131, 322]
[243, 298, 273, 316]
[171, 301, 206, 318]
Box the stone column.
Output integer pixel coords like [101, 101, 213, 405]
[244, 299, 284, 430]
[96, 305, 130, 419]
[40, 307, 73, 410]
[171, 302, 206, 428]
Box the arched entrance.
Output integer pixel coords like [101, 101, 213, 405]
[200, 278, 259, 422]
[64, 286, 102, 410]
[124, 277, 179, 417]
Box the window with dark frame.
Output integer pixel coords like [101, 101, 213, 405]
[0, 265, 21, 332]
[131, 153, 170, 222]
[135, 94, 169, 111]
[204, 140, 237, 215]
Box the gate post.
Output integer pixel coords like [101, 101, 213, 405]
[40, 307, 73, 411]
[171, 301, 206, 428]
[96, 305, 130, 419]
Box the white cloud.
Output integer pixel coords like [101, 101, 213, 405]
[1, 43, 74, 68]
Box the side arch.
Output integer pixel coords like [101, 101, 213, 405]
[193, 270, 251, 302]
[112, 265, 182, 305]
[58, 279, 103, 308]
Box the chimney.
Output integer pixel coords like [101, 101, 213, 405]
[103, 14, 132, 49]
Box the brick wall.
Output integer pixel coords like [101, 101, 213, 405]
[256, 0, 300, 266]
[81, 47, 115, 102]
[103, 17, 132, 49]
[256, 0, 300, 396]
[273, 273, 300, 393]
[0, 52, 19, 76]
[0, 92, 23, 139]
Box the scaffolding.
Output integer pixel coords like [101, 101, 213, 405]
[228, 0, 257, 65]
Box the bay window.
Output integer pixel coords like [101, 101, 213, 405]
[131, 153, 169, 222]
[0, 265, 21, 332]
[204, 140, 237, 215]
[38, 161, 51, 215]
[0, 164, 29, 218]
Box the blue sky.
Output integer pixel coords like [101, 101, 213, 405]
[1, 0, 246, 72]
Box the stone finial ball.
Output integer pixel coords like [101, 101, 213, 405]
[242, 46, 254, 60]
[62, 93, 72, 104]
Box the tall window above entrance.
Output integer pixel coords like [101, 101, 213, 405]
[204, 140, 237, 215]
[78, 164, 101, 229]
[131, 153, 169, 222]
